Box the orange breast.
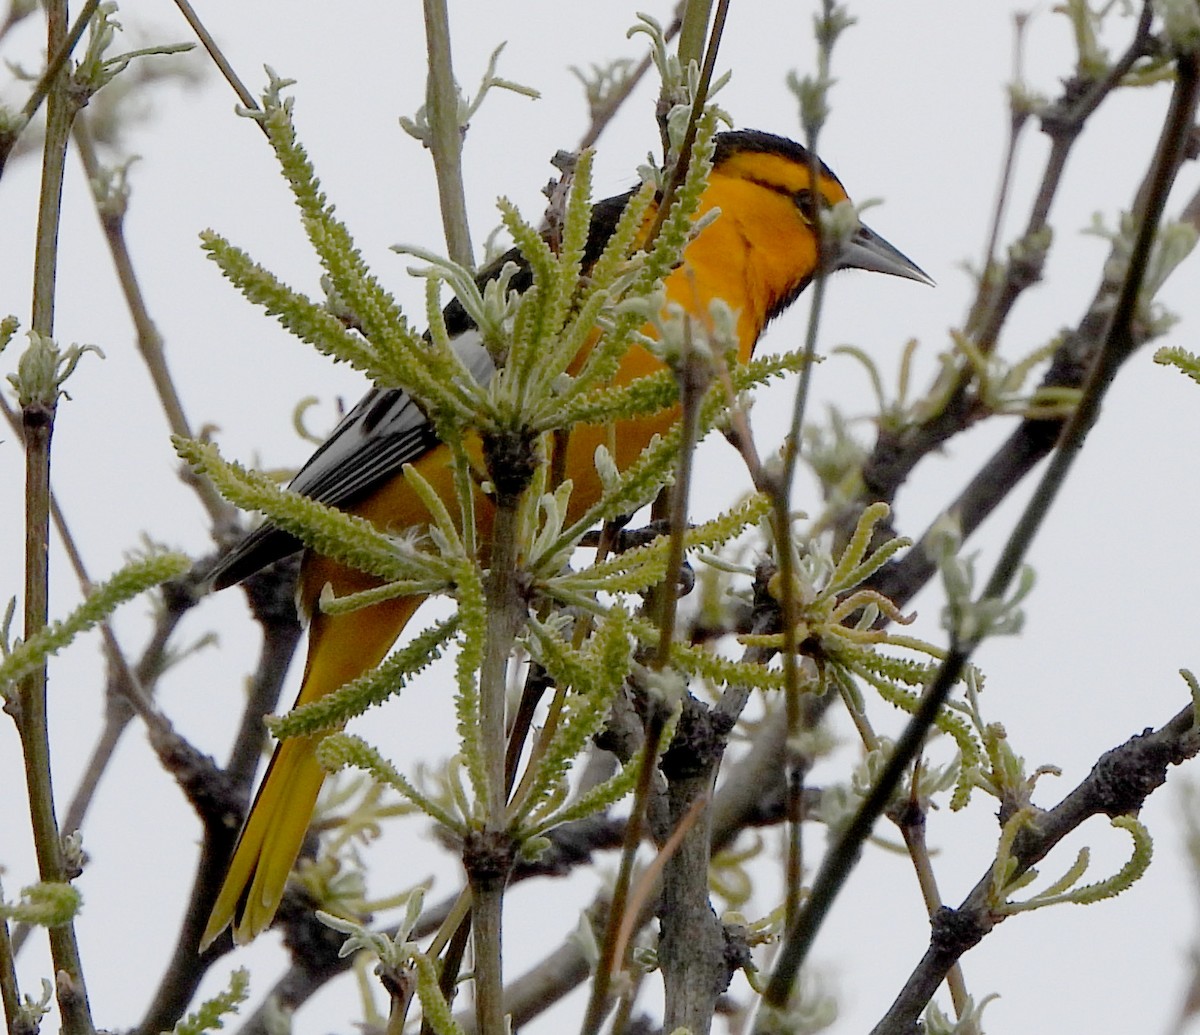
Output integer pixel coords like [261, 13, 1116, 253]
[302, 183, 798, 608]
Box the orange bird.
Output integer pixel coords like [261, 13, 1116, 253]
[201, 129, 930, 947]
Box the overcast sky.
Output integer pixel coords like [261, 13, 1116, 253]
[3, 3, 1200, 1033]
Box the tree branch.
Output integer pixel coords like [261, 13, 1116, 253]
[763, 40, 1200, 1012]
[871, 702, 1200, 1035]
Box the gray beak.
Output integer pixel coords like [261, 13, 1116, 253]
[836, 222, 934, 286]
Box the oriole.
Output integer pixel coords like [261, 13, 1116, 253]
[200, 129, 931, 948]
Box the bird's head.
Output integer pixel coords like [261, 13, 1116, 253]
[690, 130, 932, 330]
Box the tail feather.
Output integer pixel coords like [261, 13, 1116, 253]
[201, 590, 423, 949]
[202, 735, 326, 946]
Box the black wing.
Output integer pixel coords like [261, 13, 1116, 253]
[209, 185, 640, 591]
[209, 331, 494, 590]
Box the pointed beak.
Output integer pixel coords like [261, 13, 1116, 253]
[836, 222, 934, 286]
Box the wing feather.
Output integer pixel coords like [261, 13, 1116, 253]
[209, 331, 493, 589]
[209, 184, 638, 591]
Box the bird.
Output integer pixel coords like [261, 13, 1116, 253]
[199, 128, 932, 948]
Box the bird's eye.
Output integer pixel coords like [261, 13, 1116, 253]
[793, 189, 819, 221]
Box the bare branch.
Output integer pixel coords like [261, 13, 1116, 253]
[871, 702, 1200, 1035]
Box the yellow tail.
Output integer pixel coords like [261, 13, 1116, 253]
[202, 588, 423, 947]
[202, 732, 327, 945]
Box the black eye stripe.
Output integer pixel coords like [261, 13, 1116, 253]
[793, 189, 818, 219]
[745, 176, 821, 219]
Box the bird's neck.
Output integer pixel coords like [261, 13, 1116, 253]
[666, 173, 818, 360]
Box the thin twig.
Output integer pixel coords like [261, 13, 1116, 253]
[843, 2, 1157, 532]
[982, 50, 1199, 603]
[973, 1, 1155, 354]
[771, 0, 843, 933]
[894, 789, 969, 1017]
[170, 0, 263, 121]
[0, 0, 100, 175]
[761, 43, 1200, 1015]
[0, 391, 194, 959]
[0, 881, 20, 1035]
[12, 2, 95, 1029]
[575, 13, 682, 152]
[644, 0, 730, 246]
[422, 0, 474, 268]
[73, 117, 232, 525]
[578, 706, 669, 1035]
[654, 327, 707, 666]
[972, 16, 1033, 338]
[870, 702, 1200, 1035]
[614, 793, 708, 975]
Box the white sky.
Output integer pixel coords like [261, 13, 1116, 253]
[3, 2, 1200, 1033]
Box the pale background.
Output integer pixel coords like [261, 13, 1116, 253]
[2, 2, 1200, 1033]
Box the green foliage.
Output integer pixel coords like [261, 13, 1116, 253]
[199, 232, 410, 384]
[218, 73, 477, 430]
[317, 733, 467, 836]
[541, 348, 811, 568]
[741, 504, 920, 682]
[513, 610, 637, 830]
[6, 330, 101, 408]
[1084, 212, 1197, 337]
[545, 493, 771, 604]
[72, 2, 193, 99]
[1057, 0, 1118, 79]
[638, 109, 720, 286]
[525, 746, 643, 838]
[952, 667, 1063, 813]
[11, 978, 53, 1034]
[175, 437, 458, 590]
[0, 314, 18, 353]
[453, 548, 489, 816]
[734, 504, 990, 811]
[552, 364, 678, 428]
[399, 41, 539, 146]
[989, 809, 1153, 914]
[835, 304, 1078, 438]
[665, 636, 787, 692]
[950, 327, 1080, 419]
[0, 551, 189, 698]
[628, 13, 731, 153]
[317, 885, 427, 965]
[170, 968, 250, 1035]
[786, 1, 856, 139]
[294, 776, 419, 922]
[1182, 668, 1200, 725]
[843, 649, 976, 758]
[574, 180, 656, 314]
[315, 891, 467, 1035]
[923, 993, 998, 1035]
[571, 58, 636, 118]
[928, 512, 1035, 645]
[413, 952, 469, 1035]
[1155, 343, 1200, 385]
[829, 338, 923, 437]
[0, 880, 81, 925]
[269, 618, 459, 738]
[751, 967, 838, 1035]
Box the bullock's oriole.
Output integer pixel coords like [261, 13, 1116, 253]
[200, 129, 931, 948]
